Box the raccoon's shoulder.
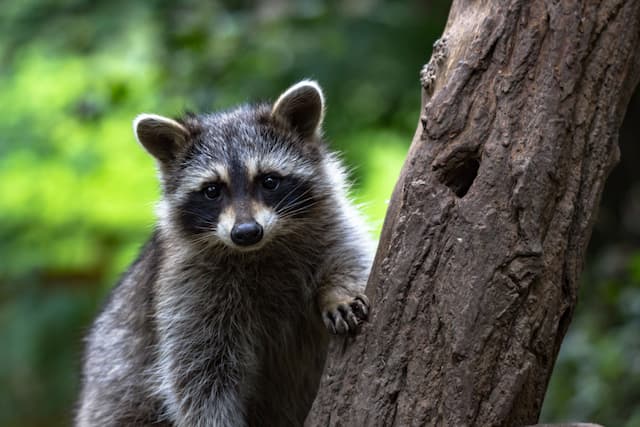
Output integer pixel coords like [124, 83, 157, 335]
[82, 232, 163, 390]
[122, 230, 163, 289]
[98, 230, 163, 320]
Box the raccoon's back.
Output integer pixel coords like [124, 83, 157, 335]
[76, 231, 166, 426]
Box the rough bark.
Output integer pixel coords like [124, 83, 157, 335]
[307, 1, 640, 426]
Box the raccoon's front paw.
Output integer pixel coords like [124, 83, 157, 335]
[321, 294, 370, 335]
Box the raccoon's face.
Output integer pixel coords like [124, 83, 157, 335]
[133, 81, 331, 252]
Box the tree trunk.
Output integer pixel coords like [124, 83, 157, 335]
[306, 1, 640, 426]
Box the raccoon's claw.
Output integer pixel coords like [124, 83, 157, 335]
[322, 294, 370, 335]
[350, 294, 370, 320]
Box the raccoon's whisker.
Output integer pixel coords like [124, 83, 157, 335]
[277, 192, 319, 213]
[177, 208, 218, 222]
[278, 206, 319, 220]
[176, 209, 219, 233]
[187, 219, 216, 230]
[273, 182, 312, 212]
[274, 181, 309, 210]
[278, 208, 316, 221]
[189, 233, 217, 246]
[279, 199, 318, 216]
[278, 198, 324, 218]
[283, 190, 315, 205]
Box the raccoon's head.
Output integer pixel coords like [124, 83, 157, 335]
[133, 81, 338, 252]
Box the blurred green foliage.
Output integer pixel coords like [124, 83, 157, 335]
[0, 1, 638, 426]
[0, 2, 445, 425]
[542, 250, 640, 427]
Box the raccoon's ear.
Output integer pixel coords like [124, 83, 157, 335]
[133, 114, 190, 164]
[271, 80, 325, 139]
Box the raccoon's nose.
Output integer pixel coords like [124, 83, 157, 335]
[230, 221, 264, 246]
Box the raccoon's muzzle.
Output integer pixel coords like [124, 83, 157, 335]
[230, 221, 264, 246]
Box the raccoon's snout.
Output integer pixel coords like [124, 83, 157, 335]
[231, 221, 264, 246]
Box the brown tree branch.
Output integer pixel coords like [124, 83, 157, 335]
[306, 1, 640, 426]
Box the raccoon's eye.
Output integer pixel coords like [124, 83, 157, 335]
[261, 175, 280, 191]
[203, 183, 222, 200]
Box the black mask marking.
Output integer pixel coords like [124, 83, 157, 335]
[259, 175, 316, 218]
[178, 187, 226, 236]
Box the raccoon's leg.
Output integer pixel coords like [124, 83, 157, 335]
[163, 340, 253, 427]
[317, 283, 370, 335]
[170, 381, 248, 427]
[315, 230, 373, 335]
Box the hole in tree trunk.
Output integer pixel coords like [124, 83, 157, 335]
[438, 156, 480, 198]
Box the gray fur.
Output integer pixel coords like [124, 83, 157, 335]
[76, 81, 373, 426]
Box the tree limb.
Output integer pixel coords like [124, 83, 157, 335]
[307, 1, 640, 426]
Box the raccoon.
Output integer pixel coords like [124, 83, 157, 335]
[75, 81, 374, 427]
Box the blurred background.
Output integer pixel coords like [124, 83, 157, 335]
[0, 1, 638, 426]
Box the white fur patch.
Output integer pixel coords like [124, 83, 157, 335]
[133, 113, 187, 138]
[245, 158, 259, 182]
[254, 205, 278, 243]
[272, 79, 325, 125]
[216, 206, 236, 247]
[244, 153, 315, 182]
[259, 154, 315, 178]
[177, 164, 230, 195]
[214, 204, 279, 252]
[132, 113, 188, 154]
